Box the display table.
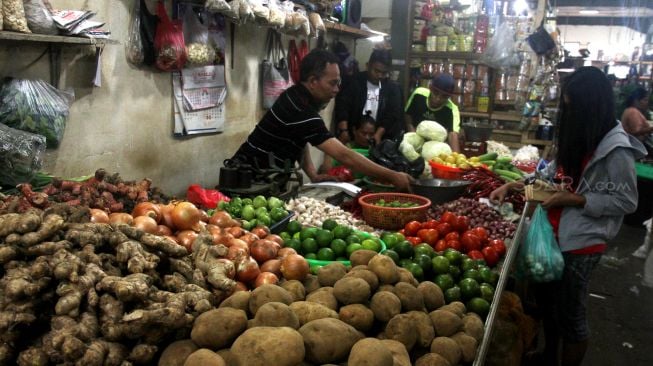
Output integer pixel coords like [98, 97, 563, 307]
[626, 162, 653, 225]
[636, 162, 653, 181]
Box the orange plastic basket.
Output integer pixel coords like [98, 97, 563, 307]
[429, 160, 465, 180]
[358, 193, 431, 230]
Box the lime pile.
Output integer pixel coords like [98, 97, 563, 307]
[218, 195, 289, 230]
[382, 233, 498, 318]
[373, 199, 418, 208]
[280, 219, 384, 262]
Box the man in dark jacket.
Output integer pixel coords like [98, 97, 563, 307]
[334, 49, 404, 144]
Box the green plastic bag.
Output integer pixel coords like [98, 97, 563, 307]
[515, 204, 565, 282]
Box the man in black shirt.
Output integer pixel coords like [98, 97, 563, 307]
[232, 49, 413, 191]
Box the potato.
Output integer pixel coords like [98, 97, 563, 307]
[347, 338, 393, 366]
[302, 274, 321, 293]
[333, 277, 371, 305]
[216, 349, 237, 366]
[370, 291, 401, 322]
[280, 280, 306, 301]
[289, 301, 339, 326]
[429, 309, 462, 337]
[191, 308, 247, 350]
[394, 282, 424, 312]
[183, 349, 225, 366]
[462, 313, 484, 341]
[451, 332, 478, 363]
[158, 339, 198, 366]
[339, 304, 374, 332]
[378, 284, 396, 293]
[251, 302, 300, 329]
[306, 286, 338, 311]
[344, 269, 379, 291]
[299, 318, 364, 364]
[417, 282, 445, 311]
[317, 262, 347, 287]
[248, 284, 293, 315]
[350, 250, 378, 266]
[368, 255, 399, 284]
[415, 353, 452, 366]
[430, 337, 461, 366]
[440, 301, 466, 317]
[349, 264, 369, 271]
[384, 314, 417, 351]
[397, 267, 419, 286]
[219, 291, 251, 314]
[380, 339, 411, 366]
[231, 327, 305, 366]
[406, 311, 435, 348]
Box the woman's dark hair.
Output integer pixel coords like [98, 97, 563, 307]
[300, 49, 340, 82]
[556, 66, 617, 183]
[368, 49, 392, 67]
[348, 111, 376, 142]
[624, 86, 649, 108]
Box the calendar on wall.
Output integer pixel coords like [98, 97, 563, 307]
[173, 65, 226, 136]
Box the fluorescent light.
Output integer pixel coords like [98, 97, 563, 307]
[514, 0, 529, 14]
[579, 9, 599, 15]
[366, 35, 385, 43]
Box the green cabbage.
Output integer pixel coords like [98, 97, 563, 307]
[416, 120, 447, 142]
[401, 132, 424, 151]
[399, 140, 421, 162]
[421, 141, 452, 161]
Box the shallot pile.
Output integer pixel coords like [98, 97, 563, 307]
[429, 197, 516, 241]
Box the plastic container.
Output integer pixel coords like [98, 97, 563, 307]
[305, 231, 386, 268]
[358, 193, 431, 230]
[429, 161, 465, 180]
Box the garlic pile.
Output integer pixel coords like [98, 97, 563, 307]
[287, 196, 376, 234]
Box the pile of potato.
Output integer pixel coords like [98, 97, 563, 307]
[160, 250, 485, 366]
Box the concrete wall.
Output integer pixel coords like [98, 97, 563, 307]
[0, 0, 358, 197]
[558, 25, 645, 61]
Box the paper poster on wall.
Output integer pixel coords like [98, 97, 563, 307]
[173, 67, 226, 136]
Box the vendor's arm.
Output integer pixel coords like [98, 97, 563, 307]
[405, 114, 416, 132]
[448, 132, 461, 153]
[622, 108, 653, 138]
[318, 138, 414, 191]
[318, 153, 335, 174]
[489, 181, 525, 203]
[448, 101, 462, 152]
[374, 126, 386, 145]
[302, 147, 338, 182]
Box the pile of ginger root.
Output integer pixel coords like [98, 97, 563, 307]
[0, 204, 235, 366]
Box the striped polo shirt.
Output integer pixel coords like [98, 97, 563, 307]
[232, 84, 333, 168]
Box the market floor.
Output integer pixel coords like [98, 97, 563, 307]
[582, 223, 653, 366]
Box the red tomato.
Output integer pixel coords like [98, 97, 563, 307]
[461, 231, 482, 252]
[406, 236, 422, 246]
[489, 239, 507, 256]
[472, 227, 489, 243]
[444, 231, 460, 242]
[434, 239, 448, 252]
[454, 216, 470, 232]
[422, 219, 439, 230]
[481, 246, 500, 267]
[440, 211, 456, 225]
[417, 228, 440, 246]
[446, 239, 462, 252]
[398, 229, 406, 236]
[435, 222, 453, 236]
[467, 250, 485, 261]
[404, 221, 422, 237]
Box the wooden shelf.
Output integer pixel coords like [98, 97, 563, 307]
[491, 129, 522, 136]
[324, 22, 380, 39]
[461, 111, 490, 119]
[522, 138, 553, 146]
[409, 51, 484, 60]
[0, 31, 116, 45]
[491, 111, 522, 122]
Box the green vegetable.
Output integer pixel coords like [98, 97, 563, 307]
[416, 120, 448, 142]
[494, 169, 523, 180]
[496, 156, 513, 164]
[477, 152, 498, 161]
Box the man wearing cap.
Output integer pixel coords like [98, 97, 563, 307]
[404, 73, 461, 152]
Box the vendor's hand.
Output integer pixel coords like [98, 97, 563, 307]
[541, 191, 586, 209]
[489, 184, 511, 203]
[391, 172, 415, 192]
[311, 174, 341, 183]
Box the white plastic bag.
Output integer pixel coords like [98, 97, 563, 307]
[183, 8, 215, 66]
[3, 0, 32, 33]
[23, 0, 57, 34]
[125, 0, 144, 65]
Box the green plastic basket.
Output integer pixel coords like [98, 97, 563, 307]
[306, 231, 386, 269]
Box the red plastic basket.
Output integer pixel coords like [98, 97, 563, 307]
[429, 160, 465, 180]
[358, 193, 431, 230]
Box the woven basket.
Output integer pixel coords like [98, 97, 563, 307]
[358, 193, 431, 230]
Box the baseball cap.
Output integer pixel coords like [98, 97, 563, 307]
[430, 73, 456, 95]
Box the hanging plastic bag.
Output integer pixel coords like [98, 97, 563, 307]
[250, 0, 270, 25]
[154, 1, 186, 71]
[0, 124, 46, 187]
[0, 78, 73, 148]
[527, 22, 557, 55]
[187, 184, 230, 209]
[23, 0, 58, 35]
[239, 0, 254, 24]
[267, 0, 285, 28]
[261, 29, 293, 109]
[3, 0, 32, 33]
[288, 39, 308, 84]
[183, 8, 215, 66]
[483, 22, 521, 70]
[125, 0, 144, 65]
[205, 0, 231, 13]
[139, 0, 158, 66]
[515, 205, 565, 283]
[309, 12, 326, 37]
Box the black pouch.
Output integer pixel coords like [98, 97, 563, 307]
[527, 23, 556, 55]
[139, 0, 159, 66]
[370, 140, 425, 178]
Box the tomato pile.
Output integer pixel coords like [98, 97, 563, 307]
[397, 211, 507, 268]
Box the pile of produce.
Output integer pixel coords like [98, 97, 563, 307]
[158, 252, 487, 366]
[461, 167, 526, 211]
[373, 198, 419, 208]
[286, 196, 375, 233]
[430, 152, 484, 170]
[479, 153, 526, 182]
[429, 199, 517, 242]
[216, 195, 289, 230]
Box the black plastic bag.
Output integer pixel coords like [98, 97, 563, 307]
[369, 140, 425, 178]
[139, 0, 159, 66]
[527, 23, 556, 55]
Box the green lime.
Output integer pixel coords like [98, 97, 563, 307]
[346, 243, 363, 257]
[346, 233, 362, 245]
[405, 262, 424, 281]
[267, 196, 284, 210]
[253, 195, 267, 209]
[459, 278, 481, 300]
[381, 232, 400, 249]
[444, 248, 462, 265]
[467, 297, 490, 318]
[478, 267, 494, 284]
[322, 219, 338, 231]
[317, 247, 336, 261]
[241, 205, 256, 221]
[336, 257, 348, 261]
[305, 253, 317, 260]
[434, 274, 455, 291]
[480, 283, 495, 302]
[333, 225, 352, 240]
[300, 227, 318, 241]
[463, 269, 481, 282]
[241, 219, 253, 231]
[287, 220, 302, 234]
[432, 256, 451, 275]
[315, 229, 334, 248]
[383, 249, 400, 264]
[444, 285, 462, 303]
[310, 265, 320, 275]
[361, 238, 381, 252]
[413, 254, 432, 272]
[394, 232, 405, 242]
[241, 198, 252, 206]
[461, 258, 478, 272]
[284, 238, 302, 252]
[279, 231, 291, 241]
[255, 206, 269, 218]
[292, 231, 301, 240]
[448, 265, 462, 280]
[270, 207, 288, 222]
[399, 258, 413, 268]
[301, 238, 318, 254]
[248, 219, 258, 228]
[258, 215, 271, 227]
[414, 243, 435, 258]
[394, 241, 415, 259]
[330, 239, 347, 257]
